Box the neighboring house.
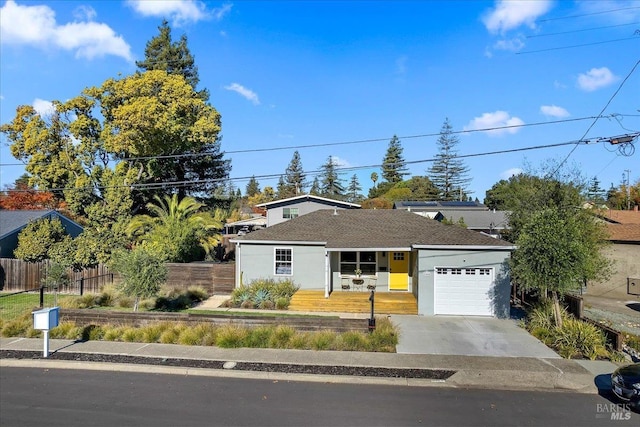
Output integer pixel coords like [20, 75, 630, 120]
[224, 215, 267, 235]
[256, 194, 360, 227]
[0, 210, 84, 258]
[590, 208, 640, 298]
[232, 209, 515, 317]
[393, 200, 510, 238]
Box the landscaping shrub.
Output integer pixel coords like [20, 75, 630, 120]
[228, 278, 299, 310]
[337, 331, 371, 351]
[268, 325, 295, 348]
[121, 327, 143, 342]
[369, 317, 399, 352]
[141, 323, 171, 343]
[310, 330, 337, 350]
[216, 325, 248, 348]
[245, 326, 273, 348]
[1, 315, 32, 337]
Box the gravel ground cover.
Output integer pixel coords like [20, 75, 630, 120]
[583, 307, 640, 336]
[0, 350, 456, 380]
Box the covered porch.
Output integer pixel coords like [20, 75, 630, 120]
[289, 290, 418, 315]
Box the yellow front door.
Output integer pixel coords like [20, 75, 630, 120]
[389, 252, 409, 291]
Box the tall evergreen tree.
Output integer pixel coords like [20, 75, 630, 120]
[381, 135, 408, 184]
[586, 176, 605, 206]
[428, 118, 471, 200]
[245, 176, 260, 197]
[276, 176, 287, 199]
[319, 156, 345, 199]
[135, 21, 230, 199]
[309, 177, 321, 195]
[282, 150, 306, 197]
[136, 20, 206, 99]
[346, 174, 363, 203]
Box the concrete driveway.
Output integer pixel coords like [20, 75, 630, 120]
[390, 315, 560, 358]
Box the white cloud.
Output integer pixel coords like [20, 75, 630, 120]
[500, 167, 523, 179]
[73, 5, 97, 21]
[331, 156, 351, 168]
[127, 0, 211, 25]
[212, 3, 233, 21]
[32, 98, 55, 117]
[0, 0, 132, 61]
[577, 67, 618, 92]
[224, 83, 260, 105]
[482, 0, 552, 34]
[492, 36, 525, 52]
[540, 105, 570, 118]
[464, 111, 525, 136]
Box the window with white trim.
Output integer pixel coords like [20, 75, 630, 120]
[282, 208, 299, 219]
[275, 248, 292, 275]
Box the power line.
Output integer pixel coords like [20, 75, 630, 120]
[517, 36, 638, 55]
[527, 22, 640, 38]
[538, 6, 640, 22]
[0, 137, 602, 194]
[550, 59, 640, 177]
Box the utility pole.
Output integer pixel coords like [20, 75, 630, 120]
[624, 170, 631, 210]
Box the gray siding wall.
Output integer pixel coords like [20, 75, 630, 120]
[267, 202, 349, 227]
[236, 243, 327, 289]
[416, 249, 512, 318]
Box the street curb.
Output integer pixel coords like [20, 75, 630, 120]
[0, 358, 454, 388]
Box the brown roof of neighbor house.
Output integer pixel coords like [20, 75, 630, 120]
[600, 209, 640, 225]
[606, 223, 640, 243]
[234, 209, 514, 249]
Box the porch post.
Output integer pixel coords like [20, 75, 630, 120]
[324, 250, 330, 298]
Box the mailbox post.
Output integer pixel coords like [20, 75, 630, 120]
[32, 307, 59, 358]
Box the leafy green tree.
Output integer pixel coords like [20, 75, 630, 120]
[510, 208, 611, 327]
[319, 156, 345, 200]
[428, 118, 471, 200]
[346, 174, 363, 203]
[109, 246, 167, 311]
[246, 176, 260, 197]
[484, 173, 583, 241]
[127, 194, 223, 262]
[136, 19, 206, 100]
[14, 218, 73, 263]
[381, 135, 408, 184]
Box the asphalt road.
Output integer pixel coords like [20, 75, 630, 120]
[1, 367, 637, 427]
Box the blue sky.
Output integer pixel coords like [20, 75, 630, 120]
[1, 0, 639, 200]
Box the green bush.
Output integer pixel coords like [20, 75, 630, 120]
[368, 317, 399, 352]
[229, 278, 299, 310]
[81, 325, 105, 341]
[245, 326, 273, 348]
[310, 330, 337, 350]
[268, 325, 295, 348]
[553, 318, 608, 360]
[141, 323, 170, 343]
[216, 325, 248, 348]
[625, 334, 640, 352]
[337, 331, 371, 351]
[1, 316, 32, 337]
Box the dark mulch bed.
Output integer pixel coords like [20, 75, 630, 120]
[0, 350, 455, 380]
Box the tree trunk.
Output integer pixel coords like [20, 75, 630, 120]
[134, 296, 139, 312]
[552, 291, 563, 329]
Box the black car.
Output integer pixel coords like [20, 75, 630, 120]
[611, 363, 640, 411]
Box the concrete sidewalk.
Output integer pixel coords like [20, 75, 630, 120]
[0, 337, 617, 394]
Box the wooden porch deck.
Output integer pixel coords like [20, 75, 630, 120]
[289, 290, 418, 315]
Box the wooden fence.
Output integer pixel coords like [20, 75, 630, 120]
[0, 258, 235, 295]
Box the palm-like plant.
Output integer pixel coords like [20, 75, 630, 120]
[127, 194, 223, 262]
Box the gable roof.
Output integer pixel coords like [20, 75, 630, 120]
[0, 210, 83, 240]
[438, 209, 510, 230]
[234, 209, 514, 249]
[599, 209, 640, 225]
[255, 194, 361, 209]
[606, 223, 640, 243]
[394, 200, 487, 210]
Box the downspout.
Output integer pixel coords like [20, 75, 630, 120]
[235, 242, 241, 288]
[324, 250, 330, 298]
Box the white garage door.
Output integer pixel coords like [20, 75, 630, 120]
[434, 267, 494, 316]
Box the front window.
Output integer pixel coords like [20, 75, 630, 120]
[283, 208, 299, 219]
[275, 248, 292, 275]
[340, 251, 376, 275]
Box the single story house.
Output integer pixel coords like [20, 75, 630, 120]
[232, 209, 515, 317]
[256, 194, 360, 227]
[0, 210, 84, 258]
[589, 208, 640, 298]
[393, 200, 510, 238]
